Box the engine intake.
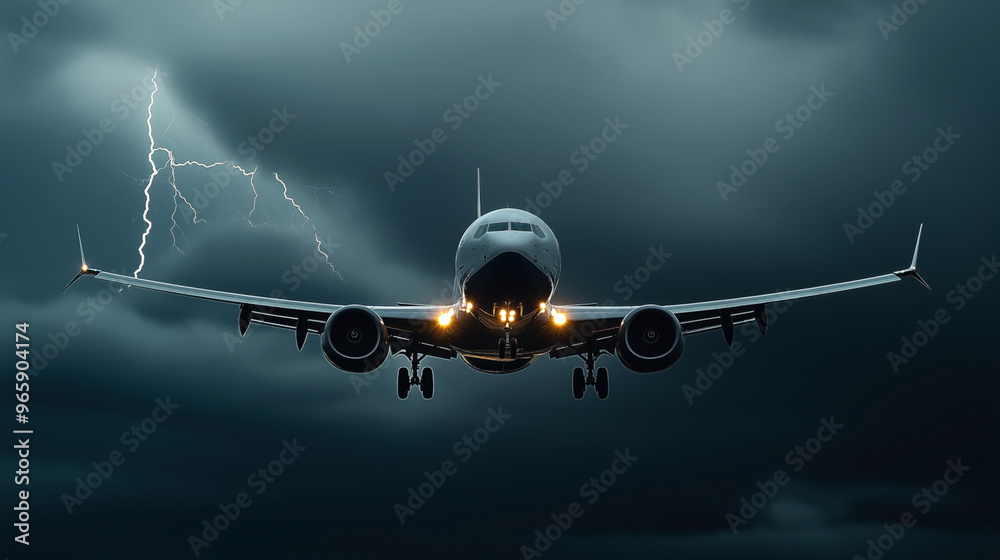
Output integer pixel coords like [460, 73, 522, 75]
[321, 306, 389, 373]
[616, 306, 685, 373]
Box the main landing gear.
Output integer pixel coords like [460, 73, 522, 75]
[571, 351, 608, 400]
[398, 352, 433, 400]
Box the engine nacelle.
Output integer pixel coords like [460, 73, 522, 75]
[321, 306, 389, 373]
[616, 306, 685, 374]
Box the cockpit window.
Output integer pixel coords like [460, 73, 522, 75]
[531, 224, 546, 239]
[511, 222, 532, 232]
[473, 224, 488, 239]
[487, 222, 509, 232]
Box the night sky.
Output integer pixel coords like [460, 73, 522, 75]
[2, 1, 999, 559]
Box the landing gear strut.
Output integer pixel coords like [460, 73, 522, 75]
[397, 352, 434, 400]
[571, 350, 608, 400]
[498, 331, 517, 360]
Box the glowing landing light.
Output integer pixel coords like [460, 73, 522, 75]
[499, 309, 507, 321]
[465, 301, 473, 313]
[438, 309, 455, 327]
[552, 311, 567, 325]
[539, 302, 547, 312]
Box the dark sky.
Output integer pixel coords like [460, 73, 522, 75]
[2, 1, 999, 558]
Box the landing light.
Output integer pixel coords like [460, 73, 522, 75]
[539, 302, 546, 312]
[552, 311, 566, 325]
[465, 302, 473, 313]
[438, 309, 454, 327]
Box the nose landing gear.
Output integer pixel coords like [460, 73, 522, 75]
[498, 331, 517, 360]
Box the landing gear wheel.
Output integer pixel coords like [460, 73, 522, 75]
[510, 338, 518, 360]
[498, 340, 506, 360]
[420, 367, 434, 399]
[397, 367, 410, 400]
[596, 367, 609, 400]
[572, 367, 585, 400]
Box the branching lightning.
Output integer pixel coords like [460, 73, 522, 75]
[131, 68, 339, 280]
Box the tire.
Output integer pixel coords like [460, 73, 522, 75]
[596, 367, 609, 400]
[572, 367, 585, 400]
[397, 367, 410, 400]
[420, 367, 434, 399]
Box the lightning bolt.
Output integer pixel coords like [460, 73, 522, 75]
[275, 173, 341, 279]
[131, 68, 339, 280]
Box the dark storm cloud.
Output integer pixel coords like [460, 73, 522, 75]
[1, 0, 998, 558]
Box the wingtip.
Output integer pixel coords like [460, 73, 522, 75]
[64, 225, 99, 292]
[894, 224, 931, 290]
[910, 223, 923, 270]
[76, 223, 87, 270]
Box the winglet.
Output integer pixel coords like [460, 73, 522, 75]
[893, 224, 930, 290]
[62, 225, 100, 292]
[476, 168, 482, 219]
[76, 224, 87, 270]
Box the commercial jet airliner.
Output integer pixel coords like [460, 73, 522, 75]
[66, 176, 928, 400]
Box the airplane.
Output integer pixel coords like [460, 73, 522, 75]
[65, 173, 929, 400]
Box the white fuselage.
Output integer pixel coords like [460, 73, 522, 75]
[448, 209, 563, 373]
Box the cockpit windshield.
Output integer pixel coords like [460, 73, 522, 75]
[474, 221, 546, 238]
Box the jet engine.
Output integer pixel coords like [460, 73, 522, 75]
[616, 306, 685, 373]
[321, 306, 390, 373]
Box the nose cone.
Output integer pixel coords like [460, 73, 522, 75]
[480, 230, 559, 281]
[455, 209, 561, 300]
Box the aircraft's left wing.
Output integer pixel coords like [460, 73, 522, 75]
[550, 225, 929, 356]
[64, 229, 453, 356]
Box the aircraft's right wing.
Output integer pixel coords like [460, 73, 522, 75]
[549, 225, 929, 356]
